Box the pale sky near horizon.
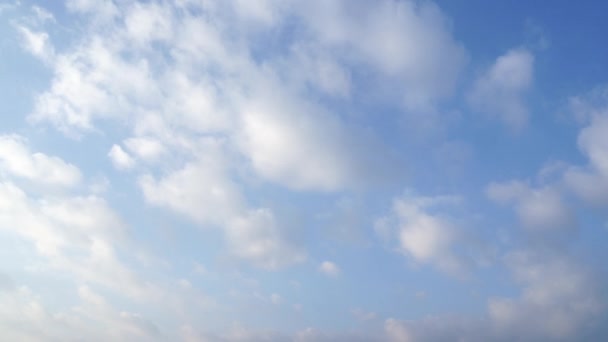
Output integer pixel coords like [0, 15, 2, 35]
[1, 0, 608, 341]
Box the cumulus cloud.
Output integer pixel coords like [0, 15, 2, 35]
[469, 49, 534, 130]
[0, 135, 81, 187]
[23, 0, 403, 193]
[16, 25, 54, 63]
[14, 1, 607, 341]
[139, 138, 244, 226]
[486, 181, 576, 234]
[226, 209, 306, 270]
[0, 181, 160, 300]
[376, 194, 468, 275]
[236, 79, 396, 191]
[123, 137, 166, 163]
[488, 251, 604, 340]
[318, 261, 341, 277]
[565, 112, 608, 205]
[384, 250, 605, 341]
[296, 0, 467, 110]
[108, 144, 135, 170]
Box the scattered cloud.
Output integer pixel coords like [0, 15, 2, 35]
[0, 135, 81, 188]
[226, 209, 306, 270]
[565, 110, 608, 205]
[319, 261, 341, 277]
[108, 144, 135, 170]
[486, 181, 576, 234]
[376, 194, 470, 275]
[469, 48, 534, 130]
[6, 1, 608, 341]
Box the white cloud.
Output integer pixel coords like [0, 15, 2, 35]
[0, 284, 163, 342]
[236, 76, 395, 191]
[226, 209, 306, 270]
[376, 194, 467, 275]
[108, 144, 135, 170]
[468, 49, 534, 130]
[296, 0, 467, 110]
[0, 181, 160, 300]
[383, 249, 606, 341]
[29, 37, 158, 135]
[318, 261, 341, 277]
[161, 71, 234, 134]
[21, 0, 403, 194]
[577, 114, 608, 175]
[139, 143, 245, 226]
[0, 135, 81, 187]
[65, 0, 119, 22]
[124, 137, 166, 162]
[16, 25, 54, 62]
[124, 1, 173, 45]
[562, 89, 608, 205]
[488, 251, 603, 340]
[237, 92, 357, 191]
[486, 181, 576, 233]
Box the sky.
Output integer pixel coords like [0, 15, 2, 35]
[1, 0, 608, 341]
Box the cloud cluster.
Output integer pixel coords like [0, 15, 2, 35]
[564, 95, 608, 205]
[375, 194, 471, 275]
[469, 49, 534, 130]
[7, 0, 608, 341]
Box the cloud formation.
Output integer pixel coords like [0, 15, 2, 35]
[469, 49, 534, 129]
[4, 0, 607, 341]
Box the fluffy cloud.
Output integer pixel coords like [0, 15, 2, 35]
[296, 0, 467, 110]
[565, 111, 608, 205]
[376, 194, 469, 275]
[124, 137, 166, 162]
[469, 49, 534, 129]
[0, 181, 159, 300]
[0, 284, 163, 342]
[24, 0, 403, 193]
[140, 160, 244, 227]
[13, 1, 607, 340]
[384, 250, 605, 341]
[16, 25, 54, 63]
[0, 135, 81, 187]
[487, 251, 603, 340]
[108, 144, 135, 170]
[235, 78, 395, 191]
[486, 181, 576, 233]
[318, 261, 341, 277]
[226, 209, 306, 270]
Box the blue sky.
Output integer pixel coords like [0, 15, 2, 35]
[1, 0, 608, 341]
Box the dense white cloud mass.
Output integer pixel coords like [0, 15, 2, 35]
[235, 83, 394, 191]
[3, 0, 607, 341]
[469, 49, 534, 129]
